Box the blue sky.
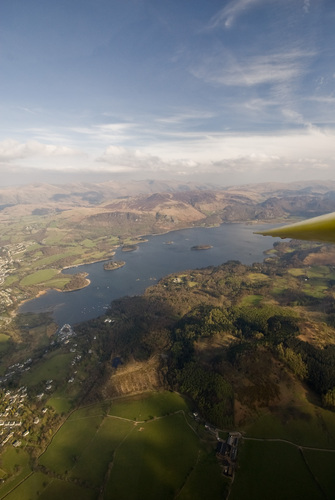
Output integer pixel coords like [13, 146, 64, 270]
[1, 0, 335, 186]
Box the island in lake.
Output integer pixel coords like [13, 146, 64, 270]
[191, 245, 213, 250]
[103, 260, 126, 270]
[121, 244, 138, 252]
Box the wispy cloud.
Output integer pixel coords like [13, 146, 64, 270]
[155, 110, 215, 125]
[69, 122, 135, 145]
[307, 96, 335, 104]
[191, 50, 313, 88]
[303, 0, 310, 14]
[206, 0, 265, 29]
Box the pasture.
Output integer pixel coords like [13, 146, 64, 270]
[6, 392, 227, 499]
[239, 294, 263, 306]
[242, 404, 335, 449]
[0, 448, 31, 499]
[108, 391, 190, 420]
[47, 394, 73, 414]
[4, 473, 96, 500]
[20, 269, 59, 286]
[302, 449, 335, 499]
[20, 353, 73, 387]
[230, 440, 324, 500]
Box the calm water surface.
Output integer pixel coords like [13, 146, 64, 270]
[19, 224, 279, 325]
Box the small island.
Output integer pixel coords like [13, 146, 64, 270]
[191, 245, 213, 251]
[103, 260, 126, 270]
[121, 244, 138, 252]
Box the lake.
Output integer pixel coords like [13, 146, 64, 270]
[19, 224, 280, 326]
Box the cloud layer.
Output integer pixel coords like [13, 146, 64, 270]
[1, 0, 334, 186]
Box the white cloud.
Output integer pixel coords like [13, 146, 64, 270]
[141, 127, 335, 167]
[0, 139, 81, 162]
[97, 146, 166, 173]
[96, 145, 198, 175]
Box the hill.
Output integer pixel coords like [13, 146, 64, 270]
[1, 180, 335, 498]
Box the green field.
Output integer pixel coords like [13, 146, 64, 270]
[228, 401, 335, 499]
[303, 449, 335, 499]
[1, 392, 228, 500]
[4, 473, 96, 500]
[47, 394, 73, 414]
[108, 391, 190, 420]
[239, 294, 263, 306]
[0, 448, 32, 498]
[230, 441, 324, 500]
[104, 413, 201, 500]
[20, 352, 73, 387]
[20, 269, 60, 286]
[242, 405, 335, 449]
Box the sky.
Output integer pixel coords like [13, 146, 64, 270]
[1, 0, 335, 187]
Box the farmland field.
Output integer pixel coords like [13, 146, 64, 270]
[230, 441, 324, 500]
[242, 405, 335, 449]
[108, 391, 190, 420]
[20, 353, 73, 386]
[303, 449, 335, 499]
[4, 392, 227, 499]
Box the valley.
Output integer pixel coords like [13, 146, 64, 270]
[1, 180, 335, 499]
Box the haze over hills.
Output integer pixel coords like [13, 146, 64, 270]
[1, 180, 335, 231]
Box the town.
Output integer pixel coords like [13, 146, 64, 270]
[0, 323, 87, 455]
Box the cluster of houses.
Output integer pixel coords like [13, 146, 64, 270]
[58, 323, 76, 342]
[0, 242, 34, 318]
[0, 384, 50, 448]
[216, 432, 241, 477]
[0, 386, 31, 447]
[0, 322, 89, 450]
[0, 358, 32, 385]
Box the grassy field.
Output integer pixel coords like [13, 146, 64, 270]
[230, 441, 324, 500]
[4, 473, 97, 500]
[178, 451, 229, 500]
[39, 414, 105, 475]
[0, 448, 32, 499]
[242, 404, 335, 449]
[20, 269, 60, 286]
[239, 294, 263, 306]
[104, 413, 201, 500]
[303, 449, 335, 499]
[108, 391, 190, 420]
[47, 394, 73, 414]
[20, 353, 73, 387]
[2, 392, 228, 500]
[228, 381, 335, 500]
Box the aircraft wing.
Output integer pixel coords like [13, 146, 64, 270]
[255, 211, 335, 243]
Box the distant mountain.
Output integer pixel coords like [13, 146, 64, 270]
[2, 179, 335, 228]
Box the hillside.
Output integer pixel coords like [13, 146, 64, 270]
[1, 181, 335, 498]
[3, 179, 335, 332]
[1, 179, 335, 224]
